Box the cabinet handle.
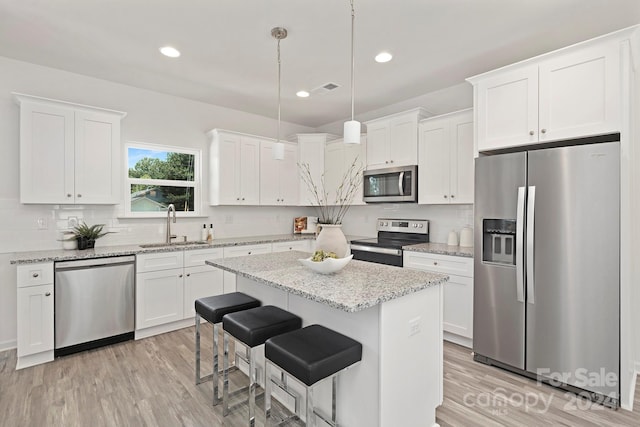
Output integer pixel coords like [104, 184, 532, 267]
[433, 262, 438, 265]
[444, 195, 448, 199]
[450, 195, 455, 199]
[67, 193, 73, 198]
[45, 292, 51, 296]
[390, 160, 394, 163]
[237, 197, 240, 201]
[186, 273, 191, 277]
[242, 197, 245, 201]
[32, 273, 39, 278]
[179, 274, 183, 278]
[385, 160, 389, 164]
[77, 194, 82, 198]
[529, 130, 535, 136]
[541, 128, 547, 134]
[248, 251, 252, 255]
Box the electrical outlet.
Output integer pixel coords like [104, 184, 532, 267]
[225, 215, 233, 224]
[68, 216, 78, 228]
[408, 317, 421, 337]
[36, 218, 48, 230]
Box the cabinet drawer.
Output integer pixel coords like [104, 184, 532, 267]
[272, 240, 311, 253]
[17, 262, 54, 287]
[184, 248, 224, 268]
[404, 252, 473, 277]
[223, 243, 272, 258]
[136, 251, 184, 273]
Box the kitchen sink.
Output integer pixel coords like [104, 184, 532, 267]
[139, 241, 209, 248]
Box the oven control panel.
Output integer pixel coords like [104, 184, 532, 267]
[376, 218, 429, 234]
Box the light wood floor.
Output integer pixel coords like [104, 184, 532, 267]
[1, 326, 638, 426]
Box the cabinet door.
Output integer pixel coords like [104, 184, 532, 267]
[240, 136, 261, 204]
[443, 274, 473, 339]
[183, 265, 224, 318]
[389, 115, 418, 166]
[17, 284, 54, 357]
[344, 137, 366, 205]
[74, 110, 121, 204]
[538, 42, 620, 142]
[418, 119, 450, 204]
[222, 243, 272, 258]
[19, 102, 75, 204]
[272, 240, 312, 253]
[279, 143, 299, 205]
[136, 269, 184, 329]
[215, 132, 242, 205]
[366, 122, 390, 169]
[449, 112, 474, 204]
[298, 136, 326, 206]
[476, 66, 538, 151]
[184, 248, 223, 268]
[259, 140, 280, 205]
[324, 141, 344, 204]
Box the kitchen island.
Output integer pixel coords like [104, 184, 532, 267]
[205, 251, 448, 427]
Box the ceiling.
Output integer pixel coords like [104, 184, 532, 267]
[1, 0, 639, 128]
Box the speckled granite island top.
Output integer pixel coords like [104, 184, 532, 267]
[205, 251, 449, 313]
[403, 242, 474, 258]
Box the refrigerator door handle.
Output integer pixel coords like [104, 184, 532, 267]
[516, 186, 526, 303]
[526, 186, 536, 304]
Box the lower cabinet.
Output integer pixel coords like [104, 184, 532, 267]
[17, 283, 54, 358]
[271, 239, 312, 253]
[183, 265, 223, 319]
[403, 252, 473, 347]
[136, 268, 185, 329]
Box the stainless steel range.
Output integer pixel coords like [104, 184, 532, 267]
[350, 218, 429, 267]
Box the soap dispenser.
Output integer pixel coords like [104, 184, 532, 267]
[200, 224, 208, 241]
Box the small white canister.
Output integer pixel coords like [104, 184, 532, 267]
[447, 230, 459, 246]
[61, 232, 77, 250]
[459, 226, 473, 248]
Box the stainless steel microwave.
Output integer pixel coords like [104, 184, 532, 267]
[363, 165, 418, 203]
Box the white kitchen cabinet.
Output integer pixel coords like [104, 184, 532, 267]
[419, 109, 474, 204]
[364, 108, 429, 170]
[183, 248, 224, 319]
[471, 39, 621, 152]
[272, 239, 312, 253]
[222, 243, 273, 293]
[208, 129, 261, 205]
[16, 262, 55, 369]
[136, 268, 185, 329]
[260, 140, 299, 205]
[297, 133, 333, 206]
[14, 93, 126, 204]
[403, 252, 473, 348]
[324, 137, 367, 206]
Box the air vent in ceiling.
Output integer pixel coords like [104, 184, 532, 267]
[310, 82, 340, 95]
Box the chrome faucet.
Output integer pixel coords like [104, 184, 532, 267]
[166, 204, 177, 244]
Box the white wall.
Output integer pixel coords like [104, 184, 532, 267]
[0, 56, 316, 350]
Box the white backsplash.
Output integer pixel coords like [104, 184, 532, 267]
[339, 203, 473, 243]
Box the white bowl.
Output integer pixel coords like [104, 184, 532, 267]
[298, 254, 353, 274]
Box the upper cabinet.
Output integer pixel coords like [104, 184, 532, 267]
[324, 136, 367, 206]
[14, 93, 126, 204]
[208, 129, 260, 205]
[419, 109, 474, 205]
[260, 140, 298, 205]
[364, 108, 430, 170]
[297, 133, 332, 206]
[469, 37, 622, 153]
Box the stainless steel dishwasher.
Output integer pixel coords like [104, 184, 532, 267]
[54, 255, 135, 356]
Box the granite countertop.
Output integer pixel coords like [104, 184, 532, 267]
[9, 234, 316, 265]
[403, 242, 474, 258]
[205, 250, 449, 313]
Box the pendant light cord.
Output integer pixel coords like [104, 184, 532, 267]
[277, 37, 282, 143]
[350, 0, 355, 122]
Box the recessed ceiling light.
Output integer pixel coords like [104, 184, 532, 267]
[375, 52, 393, 63]
[296, 90, 310, 98]
[160, 46, 181, 58]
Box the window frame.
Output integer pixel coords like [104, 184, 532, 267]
[124, 141, 202, 218]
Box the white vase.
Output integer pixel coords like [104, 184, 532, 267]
[315, 224, 349, 258]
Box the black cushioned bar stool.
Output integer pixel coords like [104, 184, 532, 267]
[194, 292, 261, 405]
[264, 324, 362, 427]
[222, 305, 302, 427]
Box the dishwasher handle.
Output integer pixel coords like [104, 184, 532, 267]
[55, 255, 135, 270]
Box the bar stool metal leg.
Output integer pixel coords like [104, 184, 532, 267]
[248, 345, 256, 427]
[212, 323, 220, 405]
[306, 385, 315, 427]
[223, 330, 230, 416]
[195, 313, 201, 384]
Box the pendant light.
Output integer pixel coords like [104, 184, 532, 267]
[272, 27, 287, 160]
[344, 0, 360, 144]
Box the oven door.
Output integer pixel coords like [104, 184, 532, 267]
[363, 165, 417, 203]
[350, 244, 403, 267]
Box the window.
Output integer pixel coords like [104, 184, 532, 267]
[125, 142, 201, 217]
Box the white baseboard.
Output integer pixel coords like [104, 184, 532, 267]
[0, 339, 16, 352]
[134, 318, 195, 340]
[443, 331, 472, 349]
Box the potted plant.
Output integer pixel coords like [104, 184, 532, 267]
[72, 222, 110, 250]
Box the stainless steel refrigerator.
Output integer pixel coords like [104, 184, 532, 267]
[473, 141, 620, 406]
